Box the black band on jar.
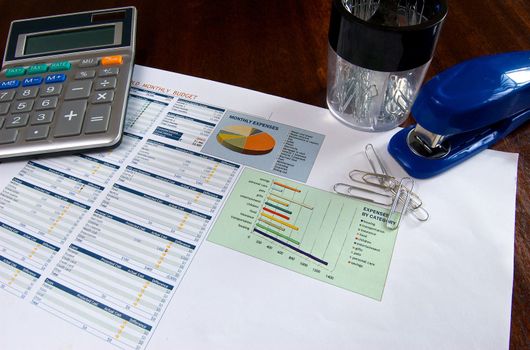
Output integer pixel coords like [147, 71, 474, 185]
[328, 0, 448, 72]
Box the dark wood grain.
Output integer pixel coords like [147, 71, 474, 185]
[0, 1, 528, 348]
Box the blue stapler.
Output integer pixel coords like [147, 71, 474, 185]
[388, 51, 530, 178]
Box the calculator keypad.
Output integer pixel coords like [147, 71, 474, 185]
[0, 55, 123, 150]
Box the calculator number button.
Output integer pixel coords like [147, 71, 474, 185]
[0, 103, 9, 115]
[36, 97, 58, 110]
[40, 84, 62, 97]
[0, 91, 15, 102]
[6, 113, 29, 128]
[75, 70, 96, 80]
[26, 125, 50, 141]
[0, 129, 18, 144]
[54, 101, 87, 137]
[65, 81, 92, 100]
[91, 90, 114, 104]
[17, 87, 39, 99]
[31, 111, 54, 125]
[12, 101, 34, 113]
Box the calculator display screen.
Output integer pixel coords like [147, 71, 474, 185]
[24, 25, 116, 55]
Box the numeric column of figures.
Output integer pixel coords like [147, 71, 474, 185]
[0, 254, 41, 298]
[158, 98, 225, 150]
[34, 278, 152, 350]
[132, 140, 239, 194]
[38, 154, 120, 186]
[0, 221, 60, 272]
[0, 176, 89, 298]
[19, 161, 104, 205]
[154, 112, 216, 150]
[119, 166, 222, 215]
[77, 210, 194, 282]
[172, 98, 225, 125]
[100, 184, 211, 243]
[0, 177, 89, 250]
[39, 244, 172, 324]
[84, 133, 142, 166]
[125, 91, 171, 136]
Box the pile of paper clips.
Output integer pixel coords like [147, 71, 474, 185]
[333, 144, 429, 230]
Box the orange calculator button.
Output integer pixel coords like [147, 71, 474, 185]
[101, 55, 123, 66]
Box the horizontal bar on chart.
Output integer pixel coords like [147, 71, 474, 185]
[253, 228, 328, 266]
[263, 207, 290, 220]
[264, 202, 292, 215]
[255, 223, 300, 245]
[258, 217, 285, 231]
[260, 212, 299, 231]
[270, 193, 314, 210]
[273, 181, 301, 193]
[267, 196, 289, 207]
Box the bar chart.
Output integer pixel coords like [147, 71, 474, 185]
[208, 168, 399, 300]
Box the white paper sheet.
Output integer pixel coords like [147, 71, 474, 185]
[0, 65, 516, 350]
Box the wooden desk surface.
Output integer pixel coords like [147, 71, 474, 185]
[0, 1, 528, 348]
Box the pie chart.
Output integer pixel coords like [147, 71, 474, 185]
[217, 125, 276, 155]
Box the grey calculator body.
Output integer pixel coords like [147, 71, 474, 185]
[0, 7, 136, 160]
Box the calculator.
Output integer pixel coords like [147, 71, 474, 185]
[0, 7, 136, 160]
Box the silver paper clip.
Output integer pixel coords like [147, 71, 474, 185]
[365, 144, 389, 178]
[364, 144, 429, 221]
[333, 144, 430, 229]
[387, 177, 414, 230]
[333, 182, 394, 206]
